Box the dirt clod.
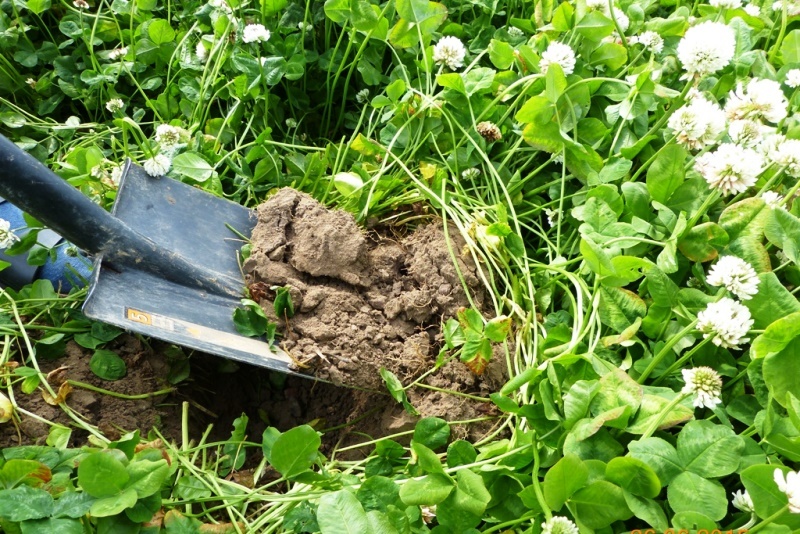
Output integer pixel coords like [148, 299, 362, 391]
[243, 188, 507, 439]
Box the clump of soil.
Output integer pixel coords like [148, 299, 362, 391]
[242, 188, 507, 438]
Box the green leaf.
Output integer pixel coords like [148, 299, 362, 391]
[597, 286, 646, 333]
[719, 197, 768, 241]
[398, 473, 454, 505]
[233, 300, 271, 337]
[628, 438, 682, 486]
[90, 487, 137, 517]
[19, 518, 83, 534]
[270, 425, 321, 478]
[78, 452, 130, 498]
[412, 441, 444, 474]
[317, 490, 371, 534]
[543, 454, 589, 511]
[450, 469, 491, 516]
[751, 311, 800, 359]
[389, 0, 447, 48]
[261, 0, 288, 16]
[571, 481, 633, 528]
[413, 417, 450, 450]
[446, 441, 477, 468]
[575, 10, 614, 39]
[488, 39, 514, 69]
[676, 420, 744, 478]
[545, 63, 566, 104]
[646, 144, 686, 204]
[667, 472, 727, 520]
[678, 222, 729, 262]
[380, 368, 418, 415]
[350, 0, 378, 32]
[745, 273, 800, 329]
[89, 350, 127, 381]
[273, 286, 295, 318]
[605, 457, 660, 498]
[626, 393, 693, 435]
[780, 29, 800, 64]
[148, 19, 175, 45]
[765, 208, 800, 264]
[0, 459, 52, 488]
[172, 152, 214, 182]
[333, 172, 363, 197]
[763, 337, 800, 408]
[125, 459, 170, 498]
[24, 0, 51, 15]
[623, 491, 669, 531]
[324, 0, 350, 23]
[0, 486, 53, 522]
[51, 491, 94, 519]
[484, 316, 512, 342]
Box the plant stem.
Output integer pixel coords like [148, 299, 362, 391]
[637, 319, 699, 384]
[749, 505, 789, 534]
[67, 380, 176, 400]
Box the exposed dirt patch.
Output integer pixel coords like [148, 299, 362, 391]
[242, 188, 508, 440]
[0, 335, 182, 448]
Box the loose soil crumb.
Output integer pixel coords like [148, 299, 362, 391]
[242, 188, 508, 440]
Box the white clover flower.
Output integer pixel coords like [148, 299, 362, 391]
[758, 132, 787, 161]
[74, 0, 89, 8]
[681, 366, 723, 409]
[285, 118, 298, 128]
[631, 31, 664, 53]
[420, 506, 437, 524]
[298, 21, 314, 32]
[544, 208, 559, 227]
[508, 26, 524, 37]
[668, 97, 727, 150]
[774, 469, 800, 513]
[787, 69, 800, 88]
[196, 41, 209, 62]
[725, 78, 788, 124]
[773, 139, 800, 178]
[586, 0, 606, 10]
[732, 489, 755, 513]
[109, 46, 128, 60]
[762, 191, 786, 209]
[25, 78, 36, 87]
[711, 0, 743, 7]
[109, 164, 123, 186]
[706, 255, 760, 299]
[105, 99, 125, 113]
[540, 42, 576, 75]
[611, 7, 630, 32]
[155, 124, 188, 149]
[143, 154, 171, 177]
[209, 0, 233, 14]
[461, 168, 481, 180]
[0, 218, 20, 249]
[697, 297, 754, 349]
[728, 119, 775, 148]
[677, 21, 736, 78]
[433, 36, 467, 70]
[355, 88, 370, 104]
[744, 3, 761, 14]
[695, 143, 763, 195]
[772, 0, 800, 16]
[542, 516, 580, 534]
[242, 24, 271, 44]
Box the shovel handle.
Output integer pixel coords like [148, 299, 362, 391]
[0, 134, 125, 255]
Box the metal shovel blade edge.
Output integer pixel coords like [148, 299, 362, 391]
[82, 162, 296, 373]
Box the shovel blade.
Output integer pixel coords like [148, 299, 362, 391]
[82, 163, 295, 373]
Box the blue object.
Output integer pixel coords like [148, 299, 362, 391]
[0, 199, 92, 291]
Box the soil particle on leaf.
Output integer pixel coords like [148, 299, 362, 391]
[242, 188, 507, 439]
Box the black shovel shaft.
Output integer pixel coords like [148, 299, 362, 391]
[0, 134, 243, 297]
[0, 134, 125, 255]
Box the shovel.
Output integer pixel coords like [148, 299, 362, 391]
[0, 134, 295, 373]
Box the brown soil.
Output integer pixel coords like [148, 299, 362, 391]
[242, 188, 508, 441]
[0, 335, 183, 448]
